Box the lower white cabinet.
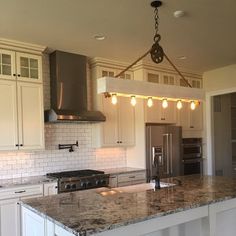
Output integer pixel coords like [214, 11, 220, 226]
[43, 182, 58, 196]
[0, 198, 20, 236]
[109, 171, 146, 188]
[21, 206, 74, 236]
[0, 182, 57, 236]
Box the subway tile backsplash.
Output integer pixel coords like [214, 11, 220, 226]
[0, 54, 127, 179]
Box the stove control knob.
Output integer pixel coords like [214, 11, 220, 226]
[71, 184, 76, 189]
[65, 184, 71, 190]
[87, 182, 92, 188]
[81, 182, 87, 189]
[95, 180, 101, 186]
[101, 180, 107, 186]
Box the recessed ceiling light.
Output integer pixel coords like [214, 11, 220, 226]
[173, 10, 185, 18]
[178, 56, 187, 60]
[94, 35, 105, 41]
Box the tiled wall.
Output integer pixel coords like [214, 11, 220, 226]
[0, 54, 127, 179]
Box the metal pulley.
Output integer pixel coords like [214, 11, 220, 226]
[150, 34, 164, 64]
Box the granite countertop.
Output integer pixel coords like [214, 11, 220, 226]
[0, 175, 57, 189]
[21, 175, 236, 236]
[102, 167, 146, 175]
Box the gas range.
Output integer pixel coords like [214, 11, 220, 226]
[47, 169, 110, 193]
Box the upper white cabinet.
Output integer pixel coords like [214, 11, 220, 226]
[0, 45, 44, 151]
[16, 52, 42, 83]
[90, 59, 135, 147]
[177, 101, 203, 131]
[144, 100, 177, 124]
[0, 49, 15, 80]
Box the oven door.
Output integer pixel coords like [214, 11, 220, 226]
[182, 144, 202, 159]
[182, 158, 203, 175]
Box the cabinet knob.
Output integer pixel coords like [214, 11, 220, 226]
[161, 118, 165, 120]
[190, 126, 194, 128]
[120, 141, 123, 143]
[20, 144, 23, 147]
[17, 74, 21, 77]
[13, 73, 16, 76]
[15, 144, 19, 147]
[117, 141, 119, 144]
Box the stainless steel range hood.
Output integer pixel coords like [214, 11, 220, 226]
[44, 50, 105, 122]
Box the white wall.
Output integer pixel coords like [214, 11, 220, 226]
[0, 54, 127, 179]
[203, 63, 236, 175]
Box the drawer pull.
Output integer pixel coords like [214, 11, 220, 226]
[129, 176, 135, 179]
[15, 190, 26, 194]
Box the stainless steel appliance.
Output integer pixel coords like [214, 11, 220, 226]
[44, 50, 106, 122]
[146, 124, 182, 182]
[47, 169, 110, 193]
[182, 138, 203, 175]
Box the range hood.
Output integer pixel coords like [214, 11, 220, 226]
[44, 50, 105, 122]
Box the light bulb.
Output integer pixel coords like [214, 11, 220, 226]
[111, 94, 117, 105]
[190, 101, 196, 110]
[162, 99, 168, 109]
[176, 100, 183, 110]
[147, 97, 153, 107]
[130, 96, 136, 106]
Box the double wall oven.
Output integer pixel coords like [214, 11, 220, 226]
[182, 138, 203, 175]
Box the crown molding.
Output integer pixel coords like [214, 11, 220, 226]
[0, 38, 47, 54]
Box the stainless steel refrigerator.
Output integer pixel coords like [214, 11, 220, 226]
[146, 124, 182, 182]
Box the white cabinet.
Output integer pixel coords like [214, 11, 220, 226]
[177, 102, 203, 131]
[0, 184, 43, 236]
[108, 171, 146, 188]
[0, 48, 44, 151]
[43, 182, 58, 196]
[91, 63, 135, 147]
[145, 100, 176, 124]
[0, 199, 20, 236]
[0, 80, 18, 150]
[17, 82, 44, 149]
[0, 49, 42, 83]
[93, 96, 135, 147]
[179, 77, 202, 88]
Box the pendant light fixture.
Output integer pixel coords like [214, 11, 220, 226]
[147, 97, 153, 107]
[111, 94, 118, 105]
[100, 1, 204, 109]
[131, 96, 137, 106]
[176, 100, 183, 110]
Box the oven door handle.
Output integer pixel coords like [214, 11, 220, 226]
[182, 158, 203, 163]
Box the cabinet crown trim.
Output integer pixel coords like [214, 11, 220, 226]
[0, 38, 46, 54]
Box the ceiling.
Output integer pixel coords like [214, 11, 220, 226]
[0, 0, 236, 74]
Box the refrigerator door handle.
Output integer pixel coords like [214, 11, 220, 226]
[163, 134, 169, 175]
[169, 133, 173, 175]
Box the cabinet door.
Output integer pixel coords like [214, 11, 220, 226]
[177, 102, 190, 130]
[161, 101, 177, 123]
[16, 53, 42, 83]
[21, 206, 45, 236]
[145, 99, 162, 123]
[162, 74, 175, 85]
[118, 97, 135, 146]
[189, 103, 203, 130]
[17, 82, 44, 149]
[0, 198, 20, 236]
[101, 95, 119, 146]
[0, 80, 18, 150]
[43, 183, 58, 196]
[0, 49, 15, 80]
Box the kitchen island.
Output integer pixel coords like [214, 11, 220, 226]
[20, 175, 236, 236]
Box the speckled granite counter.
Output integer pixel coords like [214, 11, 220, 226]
[0, 175, 57, 189]
[102, 167, 146, 175]
[21, 175, 236, 236]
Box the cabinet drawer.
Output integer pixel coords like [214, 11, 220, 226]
[0, 184, 43, 200]
[109, 175, 118, 188]
[117, 179, 146, 187]
[118, 172, 146, 183]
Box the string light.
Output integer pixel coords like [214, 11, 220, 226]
[176, 100, 183, 110]
[130, 96, 137, 106]
[162, 99, 168, 109]
[147, 97, 153, 107]
[111, 94, 117, 105]
[190, 101, 196, 110]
